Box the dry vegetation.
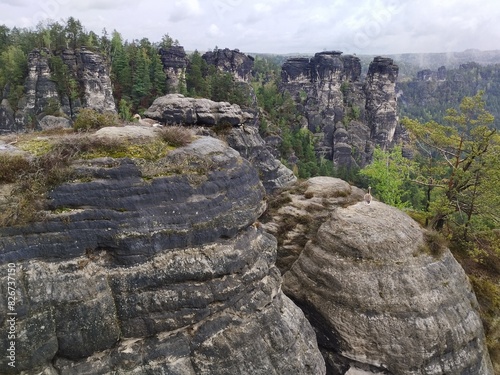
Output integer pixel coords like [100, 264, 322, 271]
[0, 125, 195, 227]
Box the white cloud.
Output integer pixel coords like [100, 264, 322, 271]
[168, 0, 202, 23]
[207, 23, 223, 38]
[0, 0, 499, 54]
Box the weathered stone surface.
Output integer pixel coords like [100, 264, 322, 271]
[0, 134, 325, 374]
[281, 52, 402, 168]
[266, 177, 494, 375]
[14, 48, 60, 129]
[144, 93, 252, 126]
[202, 48, 255, 82]
[94, 124, 160, 141]
[4, 48, 116, 133]
[0, 98, 16, 134]
[38, 115, 72, 130]
[159, 45, 189, 93]
[75, 48, 116, 114]
[364, 57, 399, 148]
[226, 125, 297, 193]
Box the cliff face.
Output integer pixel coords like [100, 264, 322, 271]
[263, 177, 494, 375]
[202, 48, 255, 83]
[159, 45, 189, 94]
[0, 134, 325, 374]
[0, 48, 116, 133]
[281, 52, 402, 168]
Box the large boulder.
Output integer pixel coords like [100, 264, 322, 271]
[144, 94, 253, 126]
[265, 177, 494, 375]
[0, 134, 325, 374]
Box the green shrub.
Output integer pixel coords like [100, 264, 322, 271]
[73, 108, 118, 131]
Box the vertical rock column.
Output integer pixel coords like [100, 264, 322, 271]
[364, 56, 399, 149]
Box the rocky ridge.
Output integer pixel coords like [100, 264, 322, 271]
[0, 48, 116, 134]
[0, 133, 325, 374]
[263, 177, 494, 375]
[202, 48, 255, 83]
[281, 52, 404, 168]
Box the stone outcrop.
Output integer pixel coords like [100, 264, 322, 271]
[416, 66, 447, 81]
[202, 48, 254, 82]
[0, 133, 325, 374]
[226, 125, 297, 193]
[159, 45, 189, 93]
[263, 177, 494, 375]
[144, 93, 252, 126]
[14, 48, 60, 129]
[364, 56, 399, 147]
[144, 94, 296, 192]
[72, 48, 116, 114]
[281, 52, 401, 168]
[1, 48, 116, 133]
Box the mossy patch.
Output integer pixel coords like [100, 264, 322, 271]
[18, 138, 53, 156]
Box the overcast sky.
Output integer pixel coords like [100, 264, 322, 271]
[0, 0, 499, 55]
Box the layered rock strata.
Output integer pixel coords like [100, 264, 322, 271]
[265, 177, 494, 375]
[226, 125, 297, 193]
[144, 94, 296, 192]
[281, 52, 401, 168]
[2, 48, 116, 133]
[0, 135, 325, 374]
[144, 93, 252, 126]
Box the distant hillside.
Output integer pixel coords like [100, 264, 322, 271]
[396, 62, 500, 128]
[359, 49, 500, 80]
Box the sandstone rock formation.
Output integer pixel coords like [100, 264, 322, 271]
[159, 45, 189, 93]
[14, 48, 60, 128]
[281, 52, 402, 168]
[1, 47, 116, 133]
[202, 48, 255, 82]
[364, 56, 400, 148]
[144, 94, 296, 193]
[264, 177, 494, 375]
[0, 134, 325, 374]
[226, 125, 297, 193]
[0, 98, 16, 134]
[144, 93, 252, 126]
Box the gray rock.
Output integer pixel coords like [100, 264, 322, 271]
[10, 48, 116, 133]
[38, 115, 72, 130]
[159, 45, 189, 94]
[144, 94, 252, 126]
[14, 48, 60, 129]
[0, 134, 325, 374]
[76, 48, 117, 114]
[202, 48, 255, 82]
[364, 57, 399, 149]
[0, 98, 16, 134]
[269, 177, 494, 375]
[226, 126, 297, 193]
[281, 52, 402, 168]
